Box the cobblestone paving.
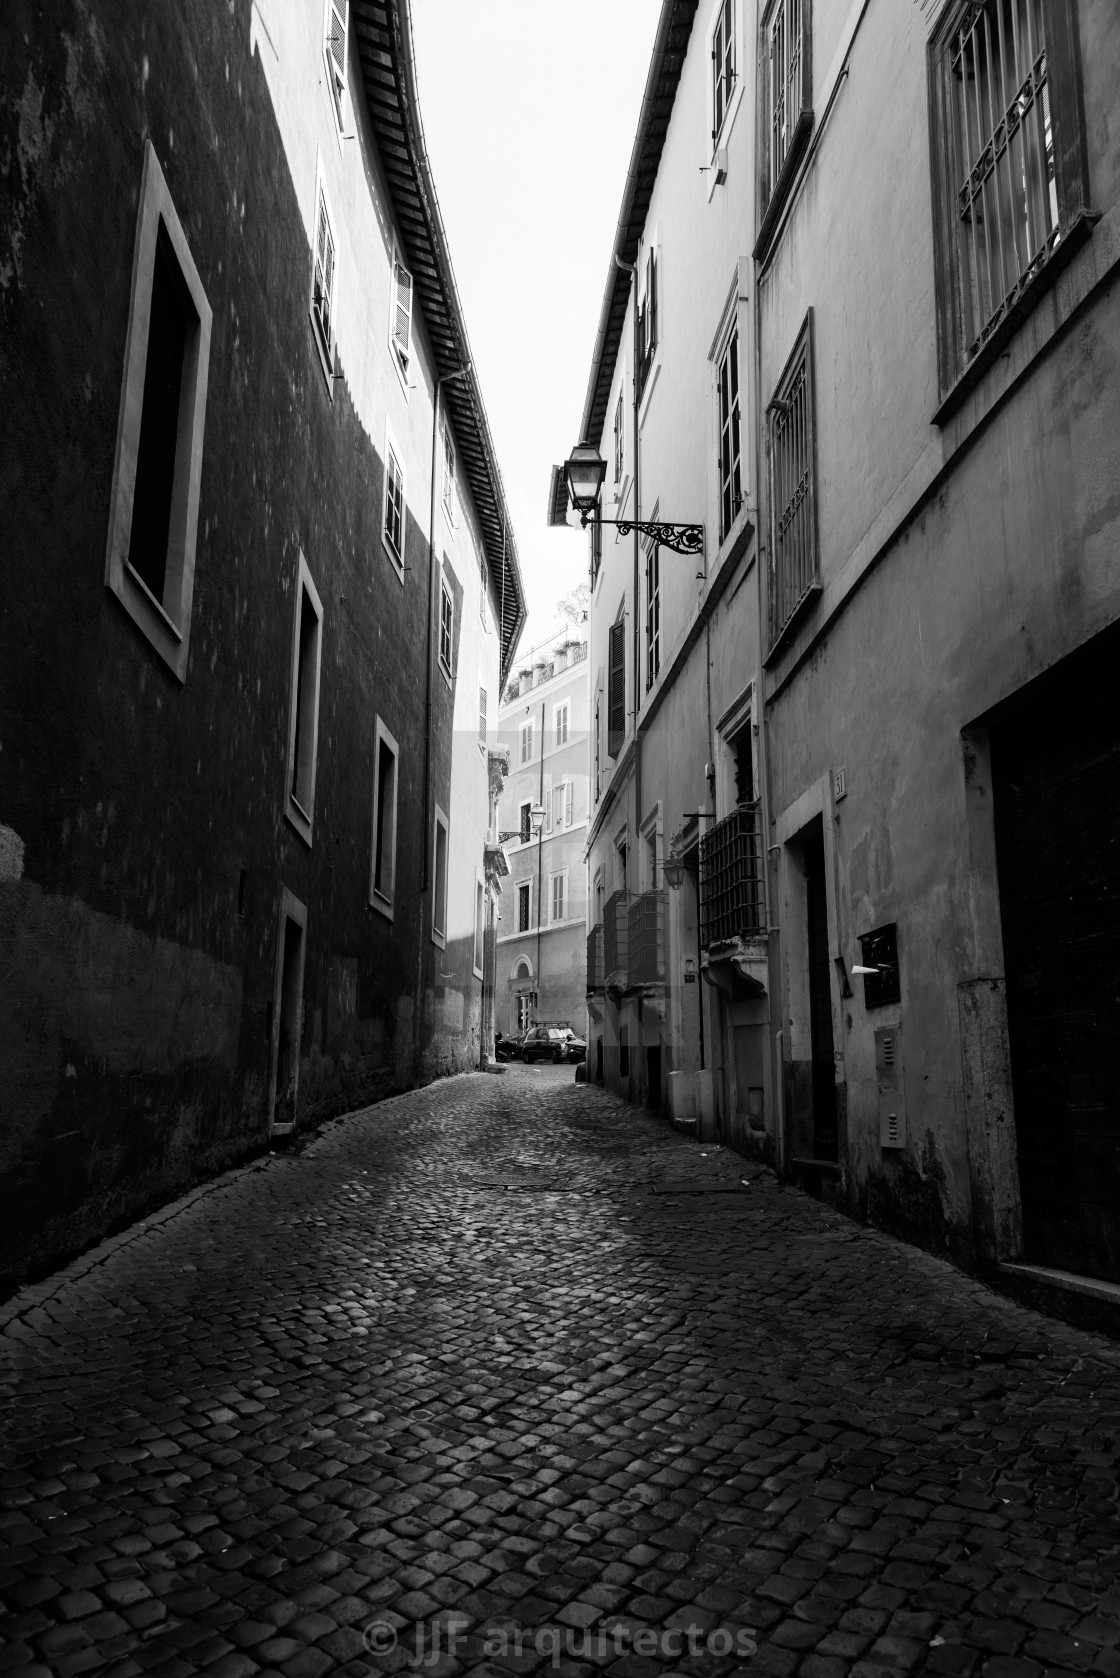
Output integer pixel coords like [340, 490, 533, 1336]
[2, 1067, 1120, 1678]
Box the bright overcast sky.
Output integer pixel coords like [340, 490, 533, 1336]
[410, 0, 660, 656]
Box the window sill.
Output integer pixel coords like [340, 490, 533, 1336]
[285, 796, 314, 848]
[432, 927, 446, 950]
[370, 889, 394, 923]
[390, 345, 410, 398]
[932, 211, 1097, 427]
[125, 563, 184, 643]
[753, 109, 813, 264]
[764, 579, 822, 667]
[309, 306, 335, 398]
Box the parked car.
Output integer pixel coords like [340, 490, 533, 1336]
[543, 1021, 587, 1063]
[520, 1025, 568, 1064]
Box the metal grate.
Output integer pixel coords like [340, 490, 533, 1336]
[948, 0, 1058, 362]
[628, 891, 666, 985]
[769, 313, 817, 647]
[603, 889, 630, 985]
[586, 924, 604, 992]
[699, 804, 765, 948]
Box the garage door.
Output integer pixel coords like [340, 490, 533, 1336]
[993, 659, 1120, 1283]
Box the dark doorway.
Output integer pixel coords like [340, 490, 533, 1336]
[992, 646, 1120, 1283]
[804, 830, 838, 1160]
[646, 1044, 662, 1112]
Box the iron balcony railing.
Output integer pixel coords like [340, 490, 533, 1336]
[699, 803, 765, 949]
[628, 889, 666, 986]
[603, 889, 630, 987]
[586, 924, 604, 992]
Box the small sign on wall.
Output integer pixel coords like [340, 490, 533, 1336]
[683, 957, 696, 984]
[834, 765, 847, 802]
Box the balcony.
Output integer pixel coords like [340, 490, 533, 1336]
[628, 889, 666, 986]
[603, 889, 630, 988]
[700, 803, 764, 949]
[586, 924, 604, 993]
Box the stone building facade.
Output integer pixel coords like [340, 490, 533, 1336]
[0, 0, 525, 1291]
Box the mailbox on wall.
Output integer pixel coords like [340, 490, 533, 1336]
[859, 923, 900, 1008]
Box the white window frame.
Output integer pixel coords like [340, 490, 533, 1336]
[709, 0, 740, 152]
[552, 778, 573, 834]
[322, 0, 350, 146]
[104, 140, 212, 685]
[432, 803, 449, 949]
[389, 240, 412, 391]
[442, 423, 456, 527]
[479, 550, 488, 630]
[439, 570, 454, 682]
[550, 869, 568, 927]
[613, 390, 625, 485]
[473, 870, 486, 980]
[369, 716, 399, 920]
[519, 719, 534, 765]
[382, 422, 406, 578]
[518, 799, 532, 845]
[553, 700, 570, 749]
[516, 878, 533, 934]
[478, 684, 487, 753]
[285, 553, 324, 848]
[710, 277, 747, 547]
[309, 158, 338, 392]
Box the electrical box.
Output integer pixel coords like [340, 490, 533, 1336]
[875, 1025, 906, 1149]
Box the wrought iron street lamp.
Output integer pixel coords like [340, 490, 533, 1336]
[662, 852, 686, 892]
[529, 804, 546, 836]
[563, 443, 704, 556]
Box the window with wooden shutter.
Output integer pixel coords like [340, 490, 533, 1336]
[442, 425, 455, 524]
[313, 187, 335, 360]
[613, 393, 624, 484]
[637, 248, 658, 401]
[717, 320, 742, 541]
[391, 254, 412, 377]
[439, 576, 453, 677]
[383, 441, 404, 569]
[478, 685, 487, 750]
[608, 617, 626, 757]
[712, 0, 735, 142]
[564, 780, 573, 828]
[325, 0, 348, 129]
[519, 801, 531, 843]
[755, 0, 813, 260]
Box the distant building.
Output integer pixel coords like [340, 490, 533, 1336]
[0, 0, 525, 1292]
[496, 636, 590, 1038]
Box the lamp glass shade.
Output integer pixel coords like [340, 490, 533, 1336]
[564, 442, 607, 514]
[529, 804, 546, 836]
[662, 855, 685, 891]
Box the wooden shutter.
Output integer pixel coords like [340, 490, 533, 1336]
[328, 0, 347, 77]
[393, 261, 412, 368]
[608, 619, 626, 757]
[564, 781, 573, 828]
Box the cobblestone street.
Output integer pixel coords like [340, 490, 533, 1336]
[2, 1068, 1120, 1678]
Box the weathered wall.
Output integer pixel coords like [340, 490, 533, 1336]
[0, 0, 490, 1291]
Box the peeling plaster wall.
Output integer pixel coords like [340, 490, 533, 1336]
[0, 0, 489, 1291]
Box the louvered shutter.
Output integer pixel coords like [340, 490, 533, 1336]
[394, 261, 412, 369]
[544, 780, 553, 835]
[564, 781, 573, 828]
[608, 620, 626, 756]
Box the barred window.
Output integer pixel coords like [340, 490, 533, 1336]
[767, 310, 818, 652]
[928, 0, 1091, 407]
[756, 0, 812, 258]
[716, 321, 742, 542]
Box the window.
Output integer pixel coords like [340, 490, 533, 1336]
[324, 0, 349, 134]
[552, 780, 573, 832]
[768, 310, 818, 651]
[439, 573, 454, 679]
[927, 0, 1090, 408]
[717, 319, 742, 541]
[637, 248, 658, 401]
[756, 0, 812, 258]
[390, 247, 412, 381]
[590, 516, 603, 590]
[645, 533, 660, 691]
[550, 872, 567, 925]
[478, 685, 487, 751]
[370, 718, 399, 917]
[383, 434, 405, 572]
[519, 719, 534, 764]
[103, 141, 212, 684]
[519, 800, 532, 844]
[285, 554, 324, 845]
[442, 425, 456, 525]
[608, 617, 626, 758]
[474, 874, 485, 980]
[311, 176, 337, 379]
[479, 552, 488, 629]
[712, 0, 736, 143]
[432, 805, 449, 947]
[613, 391, 624, 485]
[516, 990, 535, 1031]
[517, 881, 532, 932]
[554, 701, 570, 747]
[594, 697, 601, 801]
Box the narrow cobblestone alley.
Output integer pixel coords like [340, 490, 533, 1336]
[2, 1068, 1120, 1678]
